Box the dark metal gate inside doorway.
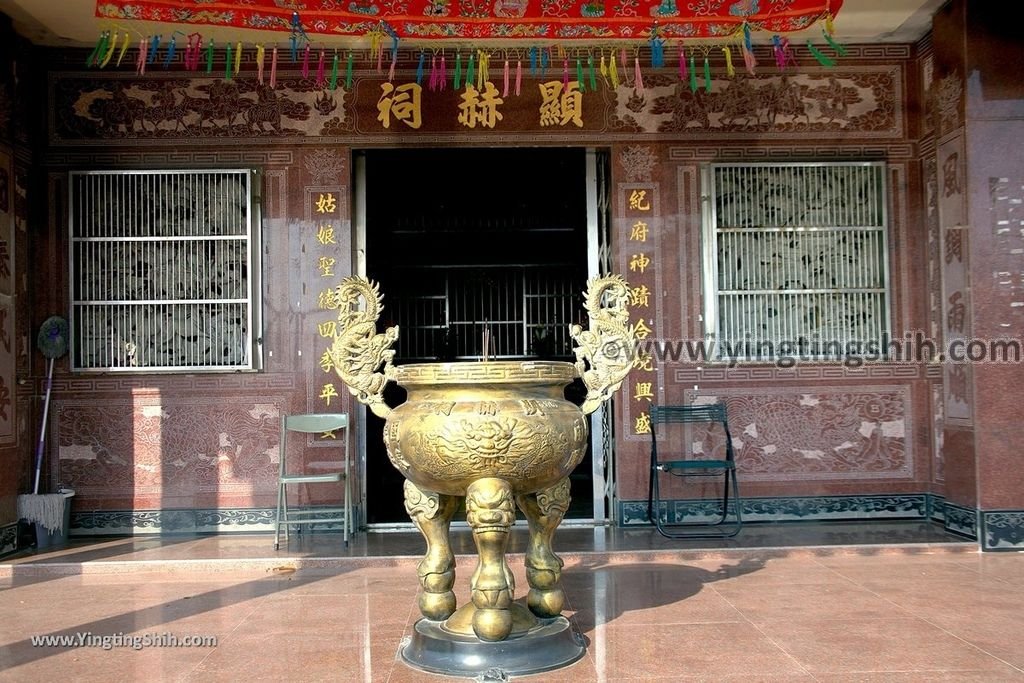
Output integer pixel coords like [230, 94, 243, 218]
[355, 147, 612, 527]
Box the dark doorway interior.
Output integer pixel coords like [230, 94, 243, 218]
[363, 147, 593, 525]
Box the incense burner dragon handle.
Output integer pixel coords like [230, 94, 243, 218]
[570, 274, 636, 416]
[327, 276, 399, 419]
[327, 275, 636, 419]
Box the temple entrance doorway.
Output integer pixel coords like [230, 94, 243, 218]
[356, 147, 612, 527]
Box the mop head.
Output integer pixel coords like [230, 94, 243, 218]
[17, 492, 72, 532]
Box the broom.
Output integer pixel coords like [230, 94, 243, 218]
[32, 316, 68, 494]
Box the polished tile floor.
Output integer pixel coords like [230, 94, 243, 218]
[2, 522, 1023, 681]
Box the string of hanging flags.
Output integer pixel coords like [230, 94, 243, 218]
[90, 0, 846, 90]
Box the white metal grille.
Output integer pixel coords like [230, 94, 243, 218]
[68, 169, 261, 371]
[705, 162, 889, 359]
[388, 266, 583, 361]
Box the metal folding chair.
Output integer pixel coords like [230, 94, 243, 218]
[274, 412, 352, 549]
[647, 403, 742, 538]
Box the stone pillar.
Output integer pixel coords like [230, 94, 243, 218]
[932, 1, 1024, 550]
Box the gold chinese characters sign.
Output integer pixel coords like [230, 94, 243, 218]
[322, 275, 633, 665]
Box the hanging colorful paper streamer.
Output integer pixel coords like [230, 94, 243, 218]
[772, 35, 786, 70]
[823, 30, 847, 56]
[289, 11, 301, 61]
[256, 44, 266, 83]
[502, 57, 510, 97]
[316, 49, 326, 85]
[619, 48, 629, 86]
[779, 37, 798, 67]
[439, 54, 447, 91]
[515, 59, 522, 96]
[329, 50, 339, 90]
[86, 31, 106, 67]
[345, 51, 354, 89]
[454, 52, 462, 89]
[270, 46, 278, 88]
[416, 50, 425, 85]
[135, 38, 146, 75]
[576, 57, 585, 92]
[649, 35, 664, 69]
[429, 54, 438, 91]
[147, 35, 160, 65]
[722, 46, 735, 77]
[225, 43, 233, 80]
[478, 51, 489, 88]
[679, 45, 688, 81]
[741, 23, 757, 75]
[806, 41, 835, 67]
[162, 35, 176, 68]
[529, 47, 538, 77]
[703, 55, 711, 92]
[205, 39, 214, 74]
[540, 47, 549, 75]
[588, 54, 596, 92]
[183, 34, 195, 70]
[688, 52, 697, 92]
[234, 41, 243, 76]
[302, 44, 311, 78]
[99, 31, 118, 68]
[608, 51, 619, 89]
[116, 31, 131, 67]
[465, 51, 475, 89]
[633, 56, 643, 93]
[387, 52, 396, 82]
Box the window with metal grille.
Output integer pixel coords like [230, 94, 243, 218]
[68, 170, 262, 372]
[703, 162, 889, 361]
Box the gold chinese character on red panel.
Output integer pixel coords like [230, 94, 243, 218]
[316, 193, 337, 214]
[629, 253, 651, 274]
[628, 189, 651, 212]
[378, 82, 423, 130]
[633, 381, 654, 402]
[317, 223, 337, 245]
[319, 383, 339, 406]
[634, 411, 652, 435]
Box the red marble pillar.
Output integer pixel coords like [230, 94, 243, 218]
[932, 1, 1024, 550]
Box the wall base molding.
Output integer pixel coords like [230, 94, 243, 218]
[621, 494, 1022, 551]
[0, 523, 17, 558]
[62, 499, 1024, 552]
[71, 507, 356, 536]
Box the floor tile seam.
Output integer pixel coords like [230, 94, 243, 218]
[0, 546, 983, 582]
[804, 569, 938, 619]
[906, 611, 1024, 675]
[586, 617, 762, 630]
[719, 594, 819, 680]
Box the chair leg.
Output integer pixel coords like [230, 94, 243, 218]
[274, 481, 284, 551]
[281, 483, 290, 545]
[648, 458, 662, 525]
[649, 469, 742, 540]
[343, 474, 351, 548]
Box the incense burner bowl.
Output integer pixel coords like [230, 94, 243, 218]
[325, 275, 633, 675]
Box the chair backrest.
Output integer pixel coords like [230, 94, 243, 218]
[279, 413, 349, 476]
[650, 403, 727, 425]
[649, 403, 734, 460]
[283, 413, 349, 434]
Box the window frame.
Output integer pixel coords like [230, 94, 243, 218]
[700, 160, 891, 362]
[67, 168, 263, 373]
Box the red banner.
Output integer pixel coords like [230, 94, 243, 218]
[96, 0, 841, 42]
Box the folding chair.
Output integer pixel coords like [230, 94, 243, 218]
[647, 403, 742, 538]
[274, 412, 352, 550]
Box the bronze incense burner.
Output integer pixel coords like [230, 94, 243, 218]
[326, 275, 633, 676]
